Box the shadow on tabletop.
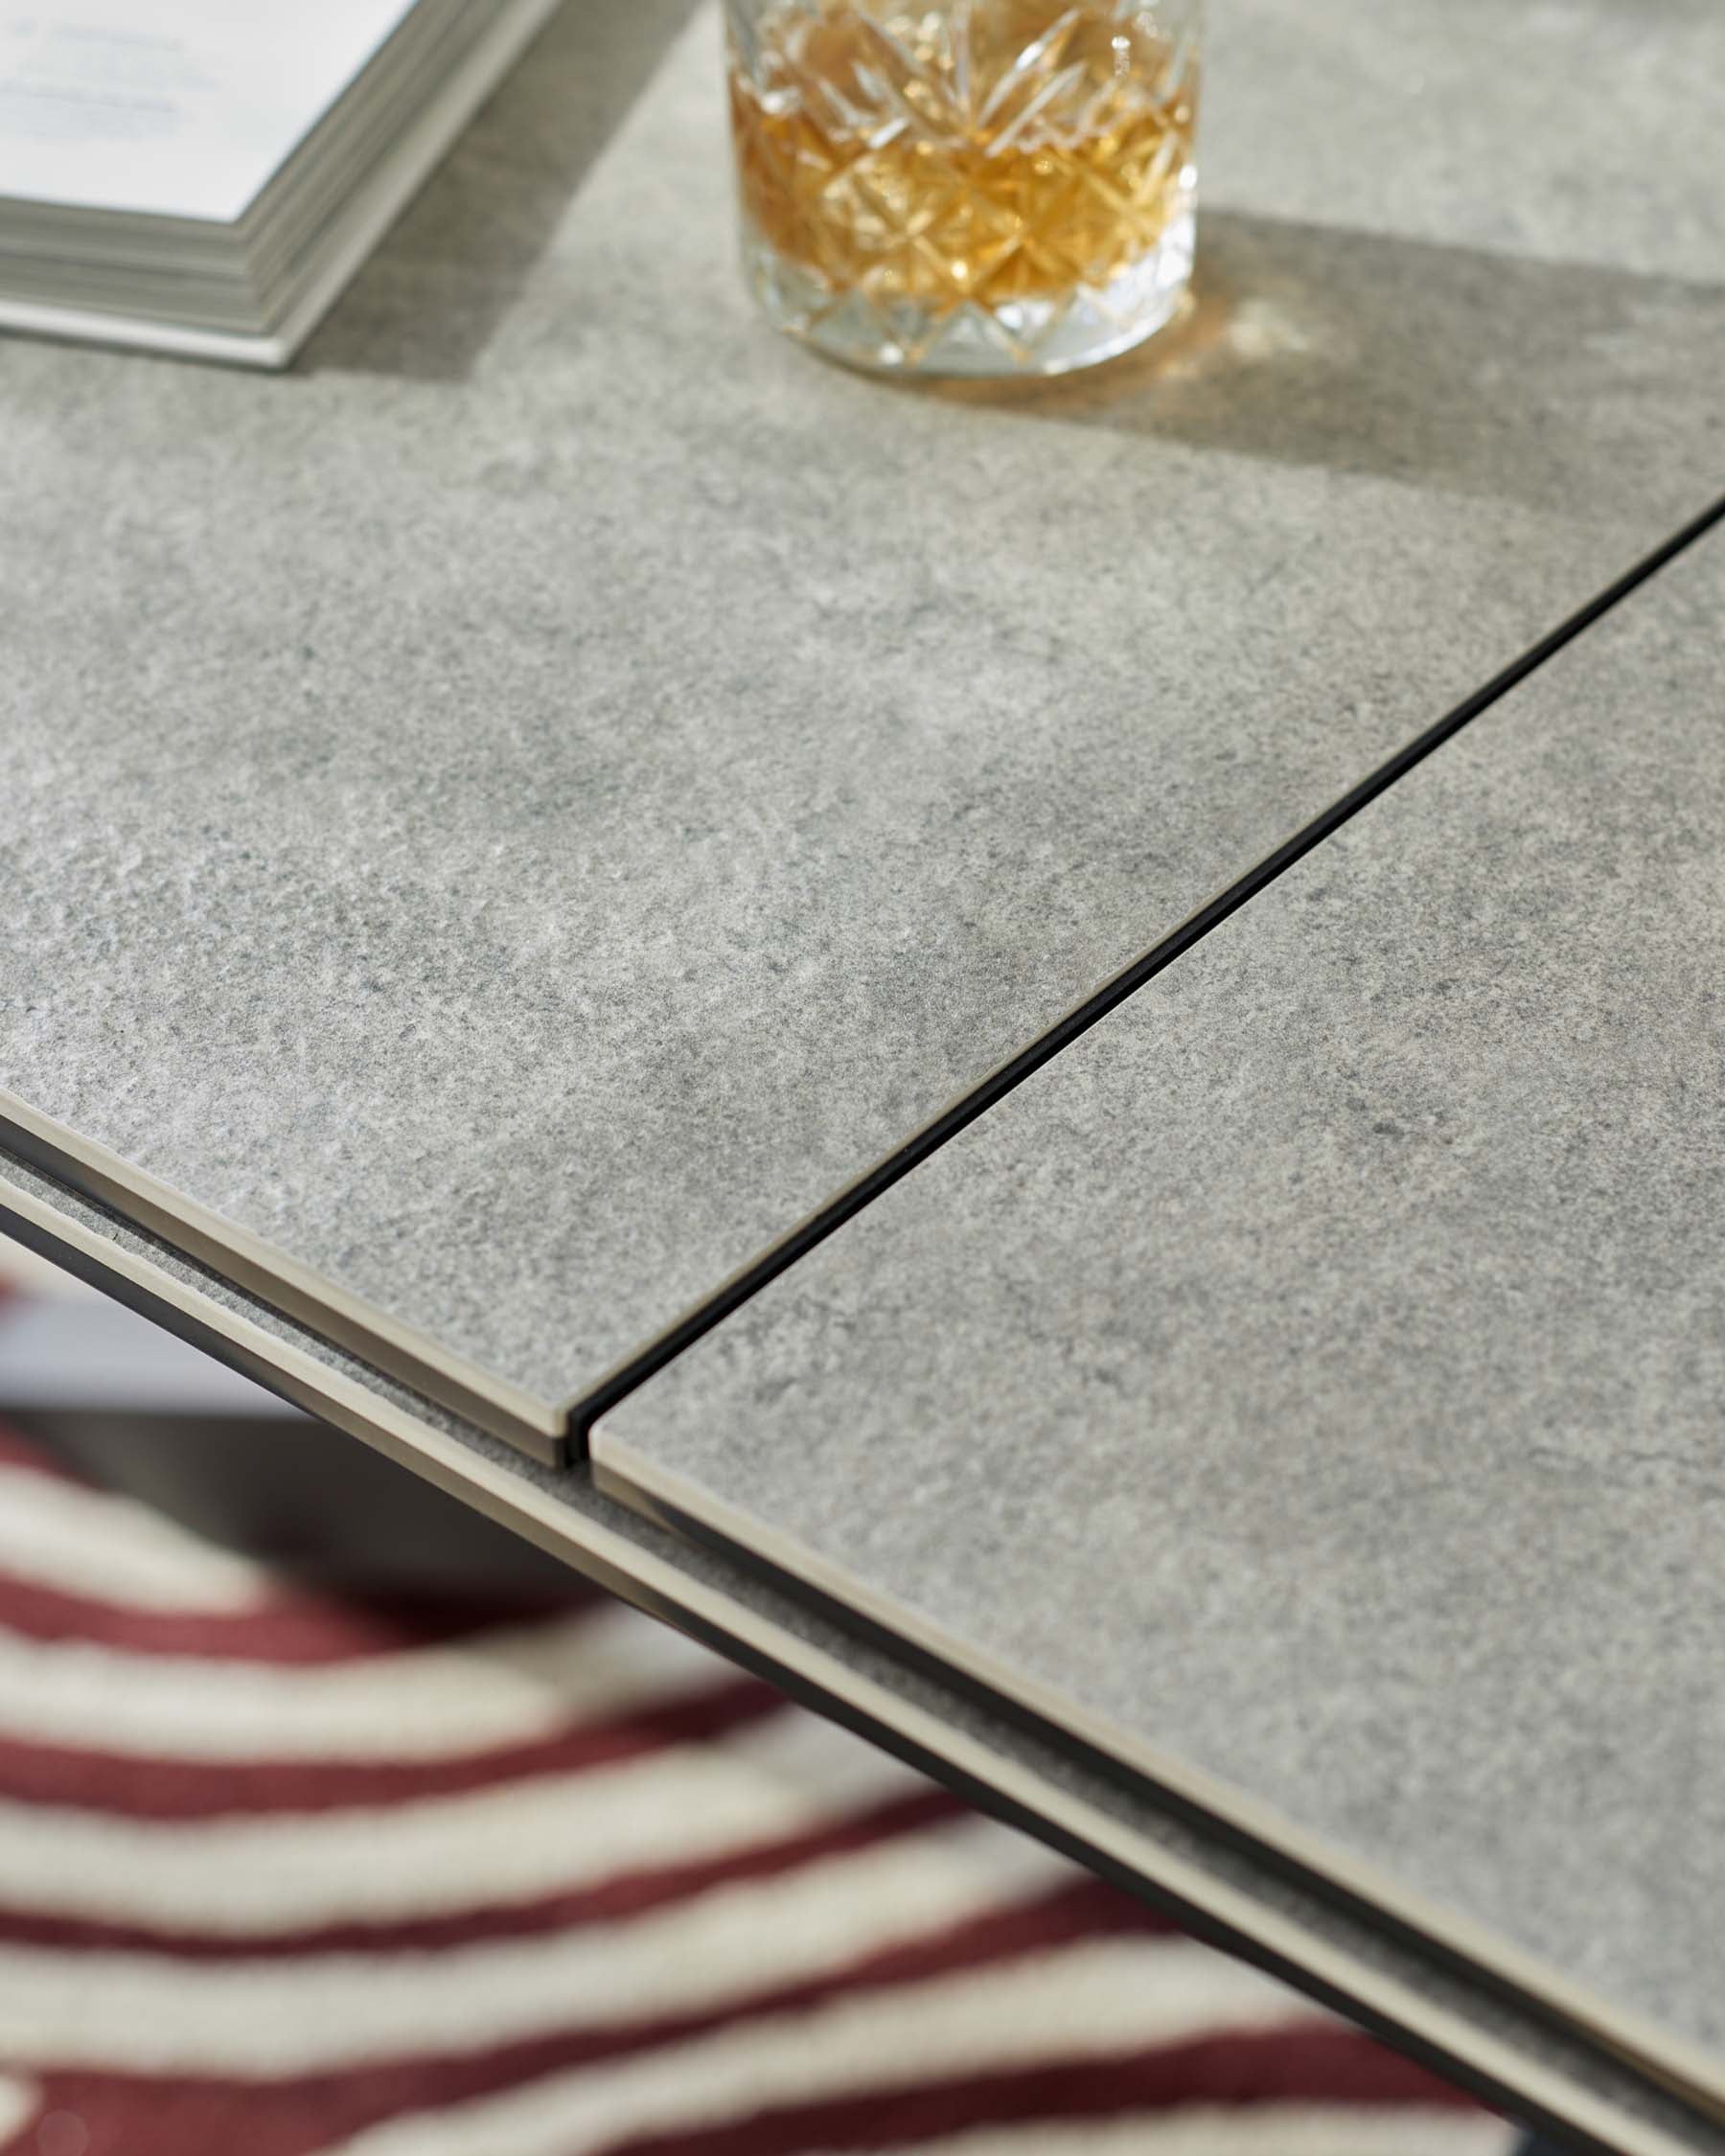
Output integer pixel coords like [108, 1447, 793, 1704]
[304, 0, 704, 383]
[909, 208, 1723, 516]
[301, 0, 1721, 520]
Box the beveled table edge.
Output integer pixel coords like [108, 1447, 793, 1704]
[593, 1425, 1725, 2129]
[0, 1089, 568, 1461]
[2, 1151, 1719, 2156]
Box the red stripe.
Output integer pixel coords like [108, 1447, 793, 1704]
[10, 2018, 1475, 2156]
[0, 1388, 1485, 2156]
[0, 1677, 786, 1817]
[0, 1570, 597, 1663]
[596, 2027, 1485, 2156]
[2, 1881, 1195, 2156]
[0, 1786, 968, 1960]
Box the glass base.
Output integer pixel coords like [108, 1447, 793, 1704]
[741, 203, 1197, 380]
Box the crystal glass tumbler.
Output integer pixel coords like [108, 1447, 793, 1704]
[724, 0, 1202, 377]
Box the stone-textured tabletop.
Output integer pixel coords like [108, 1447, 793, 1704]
[594, 529, 1725, 2108]
[3, 1156, 1721, 2156]
[5, 0, 1723, 1455]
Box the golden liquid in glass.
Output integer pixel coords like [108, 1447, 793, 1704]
[729, 0, 1199, 318]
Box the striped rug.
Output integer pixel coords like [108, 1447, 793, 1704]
[0, 1272, 1511, 2156]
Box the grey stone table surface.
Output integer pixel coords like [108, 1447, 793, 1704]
[4, 1158, 1722, 2156]
[593, 529, 1725, 2109]
[5, 0, 1723, 1453]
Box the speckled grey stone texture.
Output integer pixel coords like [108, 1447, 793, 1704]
[1201, 0, 1725, 283]
[595, 533, 1725, 2085]
[4, 1156, 1723, 2155]
[4, 0, 1723, 1426]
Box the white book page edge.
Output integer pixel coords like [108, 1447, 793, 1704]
[0, 0, 421, 222]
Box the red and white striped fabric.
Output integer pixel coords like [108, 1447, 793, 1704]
[0, 1273, 1511, 2156]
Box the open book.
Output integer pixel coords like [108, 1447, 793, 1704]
[0, 0, 560, 366]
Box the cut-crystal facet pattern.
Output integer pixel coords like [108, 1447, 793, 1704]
[727, 0, 1200, 374]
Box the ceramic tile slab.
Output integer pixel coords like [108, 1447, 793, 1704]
[4, 0, 1723, 1454]
[593, 530, 1725, 2106]
[2, 1154, 1721, 2156]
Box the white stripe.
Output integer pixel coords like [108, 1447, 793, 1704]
[0, 2076, 37, 2146]
[0, 1817, 1071, 2073]
[872, 2108, 1517, 2156]
[0, 1601, 738, 1758]
[0, 1709, 928, 1930]
[0, 1460, 268, 1612]
[325, 1940, 1316, 2156]
[0, 1183, 1690, 2156]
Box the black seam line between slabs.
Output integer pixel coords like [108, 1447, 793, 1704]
[569, 487, 1725, 1450]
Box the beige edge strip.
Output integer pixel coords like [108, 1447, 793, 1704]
[0, 1162, 1705, 2156]
[0, 1090, 563, 1456]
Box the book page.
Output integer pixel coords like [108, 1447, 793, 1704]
[0, 0, 420, 221]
